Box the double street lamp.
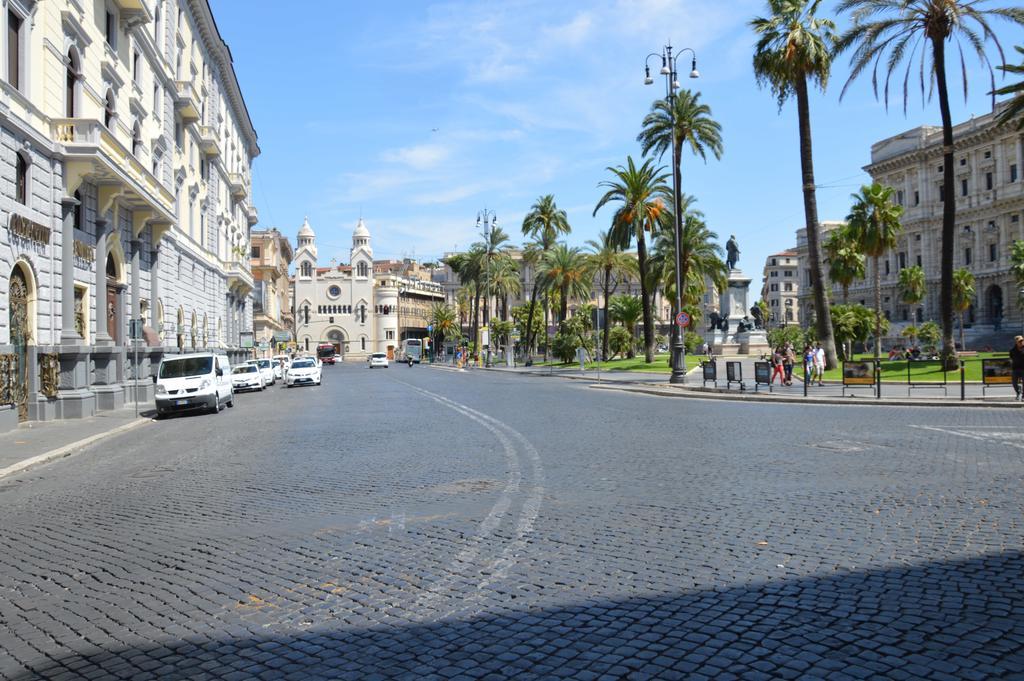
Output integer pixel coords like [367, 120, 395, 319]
[645, 42, 699, 384]
[477, 209, 497, 367]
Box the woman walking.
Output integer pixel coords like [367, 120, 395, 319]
[771, 346, 786, 385]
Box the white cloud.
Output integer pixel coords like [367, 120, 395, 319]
[380, 143, 451, 170]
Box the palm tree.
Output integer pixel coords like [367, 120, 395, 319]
[594, 156, 671, 363]
[609, 294, 644, 358]
[994, 46, 1024, 129]
[521, 195, 571, 362]
[538, 244, 592, 323]
[952, 268, 976, 352]
[846, 182, 904, 362]
[429, 303, 461, 355]
[477, 225, 511, 328]
[823, 224, 866, 303]
[898, 265, 926, 322]
[751, 0, 840, 370]
[836, 0, 1024, 366]
[488, 255, 521, 321]
[649, 212, 728, 365]
[586, 230, 637, 361]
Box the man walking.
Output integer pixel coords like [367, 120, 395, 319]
[813, 342, 826, 387]
[1011, 336, 1024, 401]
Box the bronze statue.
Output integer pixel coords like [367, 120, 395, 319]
[726, 235, 740, 270]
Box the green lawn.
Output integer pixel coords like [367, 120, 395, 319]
[816, 353, 1006, 383]
[532, 354, 702, 373]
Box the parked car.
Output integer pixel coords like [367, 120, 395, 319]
[232, 364, 265, 392]
[286, 357, 322, 387]
[254, 358, 276, 386]
[155, 353, 233, 417]
[369, 352, 389, 369]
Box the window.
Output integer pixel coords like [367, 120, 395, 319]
[984, 150, 991, 159]
[66, 50, 80, 117]
[986, 172, 993, 191]
[386, 330, 395, 340]
[328, 285, 341, 297]
[1012, 164, 1019, 183]
[153, 85, 161, 121]
[914, 190, 920, 206]
[361, 337, 366, 351]
[897, 190, 904, 206]
[960, 157, 966, 166]
[105, 9, 117, 48]
[770, 271, 778, 278]
[15, 152, 28, 204]
[990, 243, 997, 263]
[132, 121, 142, 157]
[961, 179, 968, 197]
[770, 283, 778, 292]
[250, 245, 260, 259]
[132, 51, 141, 84]
[937, 165, 943, 173]
[939, 185, 944, 202]
[300, 262, 312, 277]
[73, 190, 83, 230]
[898, 252, 906, 270]
[104, 90, 116, 129]
[359, 305, 366, 323]
[770, 258, 777, 266]
[964, 247, 972, 266]
[783, 270, 792, 277]
[884, 260, 890, 275]
[7, 11, 22, 89]
[175, 121, 183, 148]
[784, 283, 793, 292]
[357, 261, 368, 277]
[916, 254, 922, 267]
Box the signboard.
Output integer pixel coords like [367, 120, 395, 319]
[480, 326, 489, 347]
[842, 361, 875, 385]
[128, 318, 144, 340]
[982, 357, 1013, 385]
[8, 214, 50, 245]
[239, 331, 255, 349]
[726, 361, 741, 383]
[702, 361, 717, 382]
[675, 311, 691, 327]
[754, 361, 770, 385]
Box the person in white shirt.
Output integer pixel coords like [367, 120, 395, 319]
[813, 343, 826, 386]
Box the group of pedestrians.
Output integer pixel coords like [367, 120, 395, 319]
[769, 342, 826, 386]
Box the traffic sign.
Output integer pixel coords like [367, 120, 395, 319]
[427, 324, 433, 331]
[675, 311, 691, 327]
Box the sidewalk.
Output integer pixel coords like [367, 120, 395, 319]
[0, 405, 154, 479]
[444, 357, 1022, 407]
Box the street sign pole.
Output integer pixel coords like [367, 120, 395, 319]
[128, 318, 144, 418]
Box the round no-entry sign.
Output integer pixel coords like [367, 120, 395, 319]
[676, 311, 691, 327]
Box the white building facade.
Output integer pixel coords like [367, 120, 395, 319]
[0, 0, 258, 431]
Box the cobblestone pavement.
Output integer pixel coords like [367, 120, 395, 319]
[1, 363, 1022, 679]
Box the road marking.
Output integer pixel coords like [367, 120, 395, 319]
[910, 424, 1024, 449]
[395, 379, 545, 621]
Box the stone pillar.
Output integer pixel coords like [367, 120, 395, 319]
[94, 218, 113, 345]
[60, 196, 81, 344]
[131, 236, 142, 326]
[150, 243, 161, 330]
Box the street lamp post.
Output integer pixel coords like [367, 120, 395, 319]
[477, 209, 497, 368]
[645, 42, 699, 384]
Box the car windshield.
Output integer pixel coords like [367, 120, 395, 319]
[257, 360, 271, 368]
[233, 366, 257, 374]
[372, 354, 386, 359]
[159, 357, 213, 379]
[292, 360, 314, 368]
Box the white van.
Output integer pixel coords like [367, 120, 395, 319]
[155, 353, 233, 417]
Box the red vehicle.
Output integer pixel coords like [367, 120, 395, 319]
[316, 343, 337, 365]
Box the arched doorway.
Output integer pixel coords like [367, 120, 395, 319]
[105, 254, 122, 344]
[8, 264, 33, 421]
[326, 328, 345, 357]
[986, 284, 1003, 328]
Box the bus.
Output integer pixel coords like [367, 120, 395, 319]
[399, 338, 422, 364]
[316, 343, 337, 365]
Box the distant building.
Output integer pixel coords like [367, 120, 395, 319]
[761, 251, 800, 327]
[250, 229, 294, 356]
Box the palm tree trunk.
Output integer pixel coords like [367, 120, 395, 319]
[543, 294, 550, 362]
[874, 255, 882, 363]
[959, 311, 965, 353]
[602, 268, 611, 361]
[560, 285, 568, 323]
[637, 231, 655, 363]
[932, 35, 957, 368]
[795, 76, 838, 370]
[471, 291, 480, 356]
[524, 279, 540, 363]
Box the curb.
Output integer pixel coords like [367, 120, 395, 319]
[0, 417, 152, 480]
[588, 383, 1021, 409]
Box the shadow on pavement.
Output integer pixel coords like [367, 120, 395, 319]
[12, 551, 1023, 680]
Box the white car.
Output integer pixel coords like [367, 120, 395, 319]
[254, 358, 276, 386]
[155, 353, 233, 416]
[286, 357, 322, 387]
[232, 364, 265, 392]
[369, 352, 389, 369]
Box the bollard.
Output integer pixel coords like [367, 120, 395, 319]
[960, 359, 966, 401]
[876, 360, 881, 399]
[803, 365, 809, 398]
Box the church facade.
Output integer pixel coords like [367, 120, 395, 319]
[291, 218, 418, 360]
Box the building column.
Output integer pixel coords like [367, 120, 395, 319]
[131, 236, 142, 328]
[60, 196, 80, 344]
[150, 243, 161, 330]
[94, 218, 113, 345]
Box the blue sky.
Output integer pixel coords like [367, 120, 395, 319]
[211, 0, 1021, 277]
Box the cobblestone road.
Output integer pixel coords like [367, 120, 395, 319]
[1, 363, 1022, 679]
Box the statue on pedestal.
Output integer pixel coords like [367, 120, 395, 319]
[750, 305, 764, 330]
[726, 235, 740, 271]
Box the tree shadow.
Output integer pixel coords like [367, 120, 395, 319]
[11, 551, 1024, 680]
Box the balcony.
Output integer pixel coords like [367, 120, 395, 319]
[245, 204, 259, 226]
[225, 259, 254, 295]
[228, 172, 248, 200]
[174, 81, 200, 122]
[51, 118, 174, 221]
[198, 126, 221, 158]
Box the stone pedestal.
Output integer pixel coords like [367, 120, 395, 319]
[737, 330, 771, 356]
[709, 269, 768, 355]
[55, 344, 96, 419]
[91, 346, 125, 411]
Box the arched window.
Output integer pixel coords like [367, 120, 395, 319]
[301, 261, 312, 277]
[15, 153, 28, 205]
[104, 89, 116, 129]
[357, 261, 368, 278]
[132, 120, 142, 157]
[66, 50, 81, 118]
[361, 337, 366, 351]
[359, 304, 366, 323]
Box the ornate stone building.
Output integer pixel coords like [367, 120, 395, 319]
[250, 228, 292, 356]
[0, 0, 258, 432]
